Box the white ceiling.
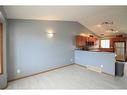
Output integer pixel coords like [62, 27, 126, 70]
[3, 6, 127, 37]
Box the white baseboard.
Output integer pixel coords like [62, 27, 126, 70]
[86, 65, 102, 73]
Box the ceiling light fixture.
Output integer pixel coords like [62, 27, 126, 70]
[102, 21, 113, 25]
[100, 34, 104, 36]
[105, 29, 118, 33]
[97, 20, 119, 33]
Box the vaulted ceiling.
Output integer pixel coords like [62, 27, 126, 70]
[3, 6, 127, 37]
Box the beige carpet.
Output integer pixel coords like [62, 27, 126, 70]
[6, 64, 127, 89]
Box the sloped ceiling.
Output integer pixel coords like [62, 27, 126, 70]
[3, 6, 127, 37]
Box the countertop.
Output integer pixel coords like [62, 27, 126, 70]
[75, 49, 114, 53]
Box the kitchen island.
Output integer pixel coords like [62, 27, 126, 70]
[74, 50, 115, 75]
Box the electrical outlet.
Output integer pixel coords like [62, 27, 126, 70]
[101, 65, 103, 68]
[17, 69, 21, 74]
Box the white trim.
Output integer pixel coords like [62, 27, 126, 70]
[86, 65, 102, 73]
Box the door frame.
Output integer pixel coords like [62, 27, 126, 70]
[0, 23, 3, 74]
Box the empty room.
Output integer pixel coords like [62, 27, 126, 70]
[0, 6, 127, 89]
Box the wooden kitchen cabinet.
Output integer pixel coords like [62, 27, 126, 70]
[75, 35, 87, 49]
[75, 35, 97, 49]
[87, 36, 97, 46]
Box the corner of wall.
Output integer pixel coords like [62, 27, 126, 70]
[0, 6, 7, 89]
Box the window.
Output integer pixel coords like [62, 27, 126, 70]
[0, 23, 3, 74]
[101, 40, 110, 48]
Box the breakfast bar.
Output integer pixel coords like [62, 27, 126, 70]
[74, 50, 116, 75]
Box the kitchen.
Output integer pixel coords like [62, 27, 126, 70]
[74, 22, 127, 76]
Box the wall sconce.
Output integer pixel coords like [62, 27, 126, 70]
[47, 33, 54, 38]
[47, 29, 55, 38]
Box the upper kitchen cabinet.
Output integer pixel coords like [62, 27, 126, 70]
[75, 35, 87, 49]
[75, 34, 97, 49]
[86, 35, 97, 46]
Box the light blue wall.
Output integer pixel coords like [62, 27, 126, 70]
[0, 6, 7, 89]
[7, 19, 92, 80]
[74, 50, 115, 75]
